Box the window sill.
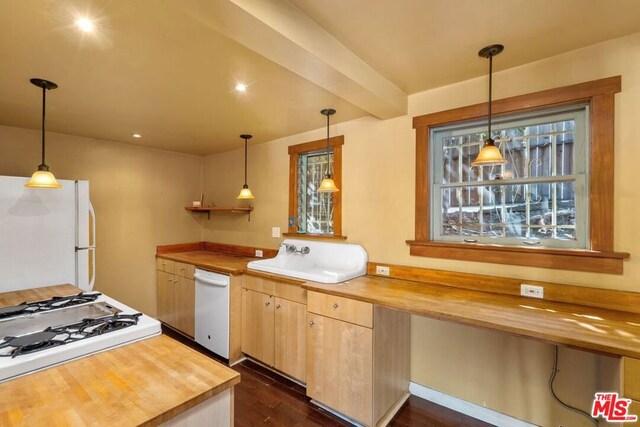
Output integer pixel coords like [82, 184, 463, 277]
[283, 232, 347, 241]
[406, 240, 629, 274]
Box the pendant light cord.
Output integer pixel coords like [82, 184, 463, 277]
[243, 138, 248, 186]
[487, 52, 493, 139]
[326, 112, 331, 177]
[41, 85, 46, 166]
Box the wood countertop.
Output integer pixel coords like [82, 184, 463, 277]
[156, 250, 255, 275]
[302, 275, 640, 360]
[0, 285, 240, 427]
[155, 247, 640, 359]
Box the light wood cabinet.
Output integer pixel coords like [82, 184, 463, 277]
[175, 275, 195, 337]
[241, 274, 307, 382]
[274, 298, 307, 381]
[156, 263, 195, 338]
[307, 313, 373, 423]
[241, 289, 275, 366]
[306, 291, 410, 426]
[156, 270, 175, 326]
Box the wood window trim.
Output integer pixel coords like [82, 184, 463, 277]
[408, 76, 630, 274]
[288, 135, 344, 238]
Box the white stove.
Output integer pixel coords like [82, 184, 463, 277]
[0, 292, 161, 383]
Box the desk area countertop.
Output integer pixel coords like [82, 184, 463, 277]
[0, 285, 240, 427]
[302, 275, 640, 360]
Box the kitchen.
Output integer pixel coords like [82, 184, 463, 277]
[1, 1, 640, 426]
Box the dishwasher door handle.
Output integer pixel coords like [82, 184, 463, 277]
[194, 273, 229, 287]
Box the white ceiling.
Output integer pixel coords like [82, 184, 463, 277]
[1, 0, 640, 155]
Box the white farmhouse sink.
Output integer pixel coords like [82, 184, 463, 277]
[247, 239, 368, 284]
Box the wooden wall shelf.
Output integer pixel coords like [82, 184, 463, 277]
[184, 206, 253, 220]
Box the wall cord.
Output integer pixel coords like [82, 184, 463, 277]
[549, 345, 598, 426]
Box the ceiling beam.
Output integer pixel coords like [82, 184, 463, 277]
[174, 0, 407, 119]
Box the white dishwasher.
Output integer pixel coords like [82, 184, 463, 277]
[194, 268, 230, 359]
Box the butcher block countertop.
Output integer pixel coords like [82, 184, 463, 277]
[156, 245, 640, 359]
[302, 276, 640, 360]
[157, 250, 255, 275]
[0, 285, 240, 427]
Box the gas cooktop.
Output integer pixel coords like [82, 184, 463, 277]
[0, 291, 161, 382]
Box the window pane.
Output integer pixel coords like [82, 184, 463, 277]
[439, 181, 577, 244]
[297, 151, 334, 234]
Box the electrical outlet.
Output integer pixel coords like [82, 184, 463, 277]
[272, 227, 281, 238]
[376, 266, 390, 276]
[255, 250, 263, 258]
[520, 284, 544, 299]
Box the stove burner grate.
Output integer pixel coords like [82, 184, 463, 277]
[0, 313, 141, 358]
[0, 292, 101, 320]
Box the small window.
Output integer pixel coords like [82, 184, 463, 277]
[297, 150, 335, 234]
[288, 136, 343, 237]
[431, 105, 589, 249]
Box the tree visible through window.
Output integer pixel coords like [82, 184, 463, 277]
[297, 150, 334, 234]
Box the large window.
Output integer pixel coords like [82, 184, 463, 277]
[432, 105, 588, 249]
[287, 136, 343, 237]
[409, 76, 629, 274]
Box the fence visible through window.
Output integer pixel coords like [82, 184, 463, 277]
[431, 106, 588, 249]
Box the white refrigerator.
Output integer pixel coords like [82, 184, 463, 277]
[0, 175, 95, 292]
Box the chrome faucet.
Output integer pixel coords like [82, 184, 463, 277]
[280, 243, 310, 255]
[281, 243, 297, 253]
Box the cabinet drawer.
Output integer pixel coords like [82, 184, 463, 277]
[307, 291, 373, 328]
[242, 274, 275, 295]
[174, 261, 195, 279]
[274, 282, 306, 305]
[156, 258, 175, 274]
[622, 357, 640, 400]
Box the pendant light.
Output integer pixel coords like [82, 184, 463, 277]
[25, 78, 62, 188]
[317, 108, 339, 193]
[237, 134, 255, 199]
[472, 44, 507, 167]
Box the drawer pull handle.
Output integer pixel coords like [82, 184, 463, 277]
[180, 267, 186, 271]
[333, 303, 339, 309]
[265, 301, 271, 306]
[309, 320, 314, 326]
[275, 304, 281, 309]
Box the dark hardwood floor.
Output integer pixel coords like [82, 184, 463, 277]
[163, 327, 492, 426]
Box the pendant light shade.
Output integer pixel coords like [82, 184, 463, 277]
[472, 45, 507, 167]
[237, 134, 255, 200]
[318, 108, 339, 193]
[26, 78, 62, 189]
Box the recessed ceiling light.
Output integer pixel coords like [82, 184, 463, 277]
[132, 133, 142, 138]
[235, 83, 247, 92]
[75, 18, 95, 33]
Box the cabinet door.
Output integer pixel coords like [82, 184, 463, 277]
[157, 270, 175, 327]
[307, 314, 373, 426]
[241, 289, 275, 366]
[176, 275, 195, 338]
[274, 298, 307, 382]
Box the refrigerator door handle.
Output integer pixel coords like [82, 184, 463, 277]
[88, 202, 95, 248]
[88, 248, 95, 290]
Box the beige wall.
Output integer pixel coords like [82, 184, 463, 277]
[0, 125, 203, 316]
[202, 32, 640, 426]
